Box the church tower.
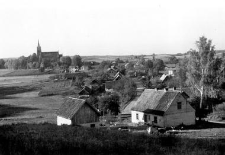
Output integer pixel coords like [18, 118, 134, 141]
[37, 40, 42, 62]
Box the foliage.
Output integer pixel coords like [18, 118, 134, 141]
[0, 123, 224, 155]
[60, 56, 72, 68]
[186, 36, 220, 110]
[112, 77, 137, 104]
[98, 93, 120, 115]
[0, 59, 5, 69]
[168, 55, 179, 64]
[98, 60, 111, 70]
[72, 55, 82, 68]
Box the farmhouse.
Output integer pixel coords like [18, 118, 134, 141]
[57, 98, 100, 126]
[165, 64, 178, 76]
[131, 88, 195, 127]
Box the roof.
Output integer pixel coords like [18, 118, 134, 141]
[165, 64, 177, 68]
[132, 89, 188, 115]
[57, 98, 100, 119]
[79, 86, 92, 95]
[121, 97, 139, 115]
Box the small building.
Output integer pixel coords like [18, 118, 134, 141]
[69, 66, 79, 73]
[131, 88, 195, 127]
[106, 67, 118, 77]
[57, 98, 100, 126]
[165, 64, 178, 76]
[79, 86, 92, 96]
[80, 65, 90, 71]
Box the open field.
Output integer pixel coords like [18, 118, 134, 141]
[0, 74, 63, 125]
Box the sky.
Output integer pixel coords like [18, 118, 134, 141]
[0, 0, 225, 58]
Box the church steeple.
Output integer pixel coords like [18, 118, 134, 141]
[37, 40, 42, 62]
[38, 40, 40, 47]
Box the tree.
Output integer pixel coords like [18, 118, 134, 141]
[98, 93, 120, 115]
[72, 55, 82, 68]
[113, 77, 137, 105]
[0, 59, 5, 69]
[18, 56, 28, 69]
[168, 55, 179, 64]
[60, 56, 72, 68]
[29, 53, 38, 62]
[186, 36, 220, 112]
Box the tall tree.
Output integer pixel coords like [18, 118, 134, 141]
[0, 59, 5, 69]
[60, 56, 72, 68]
[72, 55, 82, 68]
[186, 36, 219, 111]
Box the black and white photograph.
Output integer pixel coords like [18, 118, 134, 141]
[0, 0, 225, 154]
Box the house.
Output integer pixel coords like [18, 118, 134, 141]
[113, 72, 124, 81]
[131, 88, 195, 127]
[69, 66, 79, 73]
[106, 67, 118, 77]
[78, 86, 92, 96]
[80, 65, 90, 71]
[57, 98, 100, 126]
[165, 64, 178, 75]
[120, 97, 139, 120]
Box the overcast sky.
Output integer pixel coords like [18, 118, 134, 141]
[0, 0, 225, 58]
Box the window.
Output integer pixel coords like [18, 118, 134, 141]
[154, 116, 157, 124]
[177, 102, 182, 109]
[148, 115, 151, 121]
[136, 113, 139, 120]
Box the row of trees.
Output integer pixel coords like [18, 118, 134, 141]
[3, 54, 83, 70]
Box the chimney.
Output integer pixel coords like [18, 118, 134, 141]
[164, 88, 168, 92]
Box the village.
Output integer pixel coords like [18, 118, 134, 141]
[1, 0, 225, 154]
[1, 38, 225, 138]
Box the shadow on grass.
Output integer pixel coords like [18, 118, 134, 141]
[0, 104, 38, 118]
[0, 86, 38, 99]
[185, 120, 225, 130]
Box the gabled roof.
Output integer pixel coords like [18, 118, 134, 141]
[121, 97, 139, 115]
[79, 86, 92, 95]
[57, 98, 100, 119]
[132, 89, 188, 115]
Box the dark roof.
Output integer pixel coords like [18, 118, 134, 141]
[79, 86, 92, 95]
[57, 98, 100, 119]
[42, 51, 59, 53]
[132, 89, 187, 114]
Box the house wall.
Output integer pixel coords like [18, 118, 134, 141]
[57, 116, 72, 126]
[131, 111, 144, 123]
[165, 111, 195, 127]
[165, 93, 195, 127]
[72, 104, 99, 125]
[131, 111, 164, 127]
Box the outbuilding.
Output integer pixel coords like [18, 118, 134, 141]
[57, 97, 100, 126]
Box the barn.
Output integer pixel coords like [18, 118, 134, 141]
[57, 97, 100, 126]
[131, 88, 195, 127]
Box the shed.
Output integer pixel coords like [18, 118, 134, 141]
[131, 89, 195, 127]
[57, 98, 100, 126]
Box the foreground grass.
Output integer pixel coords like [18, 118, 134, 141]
[0, 124, 224, 155]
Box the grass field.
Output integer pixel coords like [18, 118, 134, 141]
[0, 73, 63, 125]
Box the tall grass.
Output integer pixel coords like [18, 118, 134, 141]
[0, 123, 224, 155]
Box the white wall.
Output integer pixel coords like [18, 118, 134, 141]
[57, 116, 72, 126]
[131, 111, 144, 123]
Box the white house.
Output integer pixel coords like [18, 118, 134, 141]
[57, 97, 100, 126]
[131, 88, 195, 127]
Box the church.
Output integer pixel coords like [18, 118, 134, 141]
[37, 40, 62, 63]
